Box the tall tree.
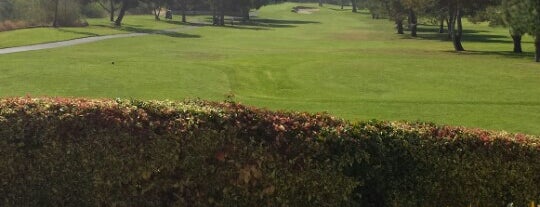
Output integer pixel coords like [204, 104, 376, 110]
[402, 0, 435, 37]
[219, 0, 225, 26]
[146, 0, 167, 20]
[52, 0, 60, 27]
[407, 8, 417, 36]
[494, 0, 526, 53]
[529, 0, 540, 62]
[179, 0, 187, 22]
[383, 0, 407, 34]
[115, 0, 138, 26]
[95, 0, 120, 22]
[444, 0, 496, 51]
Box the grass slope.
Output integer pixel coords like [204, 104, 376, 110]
[0, 3, 539, 134]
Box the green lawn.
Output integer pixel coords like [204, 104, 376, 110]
[1, 3, 539, 135]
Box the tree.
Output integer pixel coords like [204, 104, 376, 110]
[95, 0, 121, 22]
[527, 0, 540, 62]
[381, 0, 408, 34]
[351, 0, 357, 13]
[364, 0, 385, 18]
[146, 0, 167, 20]
[179, 0, 187, 22]
[401, 0, 435, 37]
[488, 0, 526, 53]
[52, 0, 60, 27]
[441, 0, 496, 51]
[115, 0, 139, 26]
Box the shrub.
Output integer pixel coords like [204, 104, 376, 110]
[81, 3, 106, 19]
[0, 20, 31, 31]
[342, 122, 540, 206]
[0, 98, 357, 206]
[0, 97, 538, 206]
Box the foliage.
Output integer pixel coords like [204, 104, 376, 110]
[0, 97, 357, 206]
[0, 0, 86, 28]
[0, 97, 539, 206]
[81, 2, 108, 18]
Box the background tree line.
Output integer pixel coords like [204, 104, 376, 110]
[295, 0, 538, 61]
[356, 0, 540, 61]
[0, 0, 284, 29]
[0, 0, 87, 30]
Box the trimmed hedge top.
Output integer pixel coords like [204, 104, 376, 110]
[1, 97, 539, 206]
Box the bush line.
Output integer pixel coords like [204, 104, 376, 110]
[0, 97, 538, 206]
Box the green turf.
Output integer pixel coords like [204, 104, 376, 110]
[0, 3, 539, 135]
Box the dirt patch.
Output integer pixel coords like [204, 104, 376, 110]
[291, 6, 320, 14]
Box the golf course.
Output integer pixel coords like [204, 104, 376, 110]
[1, 2, 539, 135]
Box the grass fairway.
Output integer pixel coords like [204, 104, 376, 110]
[0, 3, 539, 135]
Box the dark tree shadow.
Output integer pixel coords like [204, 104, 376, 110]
[249, 18, 319, 25]
[396, 24, 537, 59]
[328, 8, 351, 12]
[163, 16, 319, 31]
[120, 26, 201, 38]
[56, 28, 100, 36]
[164, 20, 207, 27]
[401, 27, 512, 44]
[442, 50, 536, 60]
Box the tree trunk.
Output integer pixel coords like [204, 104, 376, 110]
[212, 0, 217, 25]
[242, 8, 250, 22]
[181, 0, 186, 23]
[447, 9, 453, 40]
[115, 2, 128, 26]
[341, 0, 344, 9]
[319, 0, 323, 7]
[439, 18, 444, 33]
[219, 0, 225, 26]
[409, 9, 417, 37]
[109, 0, 115, 22]
[452, 9, 465, 51]
[534, 35, 540, 62]
[396, 19, 404, 34]
[153, 7, 161, 20]
[351, 0, 357, 13]
[406, 13, 411, 29]
[53, 0, 59, 27]
[511, 34, 522, 53]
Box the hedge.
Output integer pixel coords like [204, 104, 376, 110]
[0, 97, 539, 206]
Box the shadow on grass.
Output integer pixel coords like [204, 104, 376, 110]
[55, 28, 100, 37]
[396, 25, 535, 59]
[400, 26, 512, 44]
[119, 26, 201, 38]
[328, 8, 351, 12]
[442, 50, 535, 60]
[163, 16, 319, 31]
[234, 18, 319, 30]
